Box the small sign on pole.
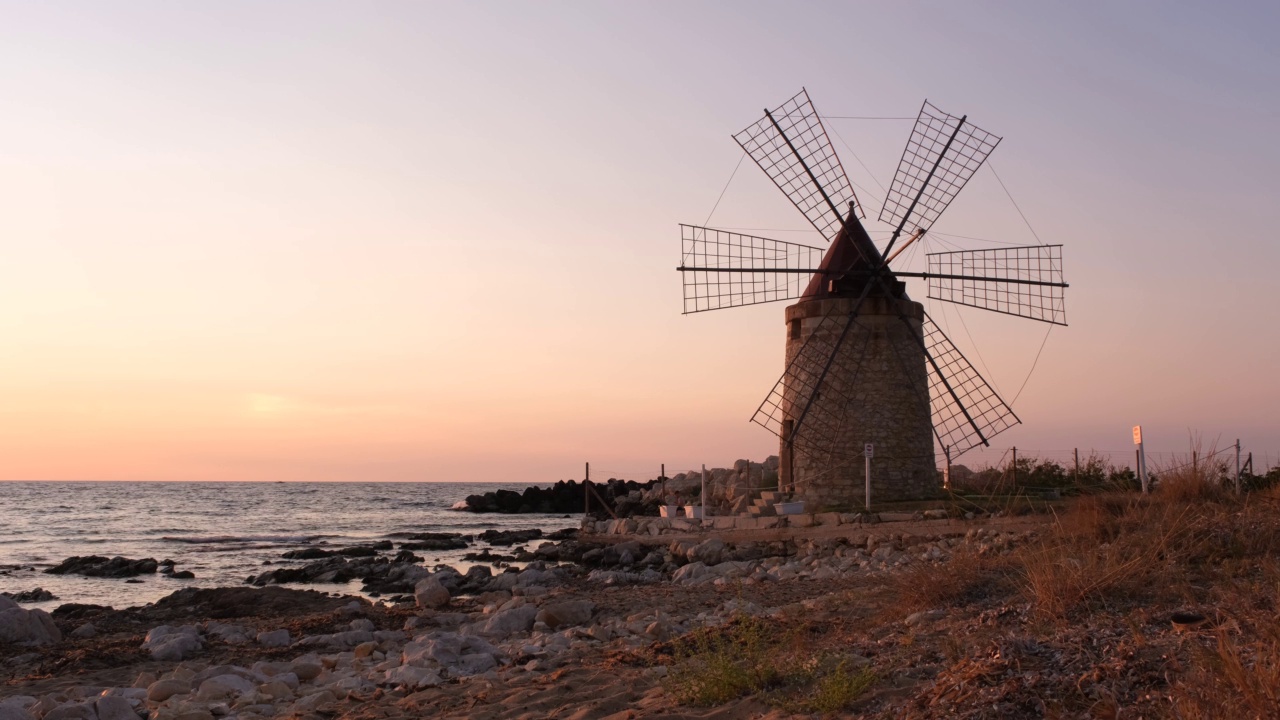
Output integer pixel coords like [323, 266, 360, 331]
[864, 443, 874, 458]
[1133, 425, 1149, 494]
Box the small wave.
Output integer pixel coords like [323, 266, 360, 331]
[185, 543, 318, 553]
[160, 534, 325, 545]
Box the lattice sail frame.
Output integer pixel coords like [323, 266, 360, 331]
[880, 101, 1001, 234]
[927, 245, 1067, 325]
[751, 306, 872, 457]
[918, 311, 1019, 456]
[733, 88, 861, 241]
[679, 225, 825, 313]
[752, 305, 1019, 461]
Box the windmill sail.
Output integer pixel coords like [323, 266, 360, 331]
[733, 89, 861, 241]
[913, 312, 1020, 457]
[880, 101, 1001, 240]
[678, 225, 826, 313]
[926, 245, 1067, 325]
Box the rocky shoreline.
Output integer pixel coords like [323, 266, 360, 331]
[5, 488, 1272, 718]
[455, 458, 782, 517]
[2, 513, 1036, 718]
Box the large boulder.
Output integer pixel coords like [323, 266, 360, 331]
[478, 529, 543, 547]
[534, 600, 595, 629]
[44, 556, 159, 578]
[383, 665, 443, 689]
[40, 703, 96, 720]
[0, 703, 36, 720]
[402, 632, 500, 675]
[93, 696, 138, 720]
[477, 605, 538, 638]
[146, 679, 191, 702]
[196, 673, 254, 701]
[516, 567, 557, 587]
[2, 589, 57, 603]
[671, 561, 710, 584]
[142, 625, 202, 661]
[256, 629, 291, 648]
[687, 538, 726, 565]
[414, 577, 450, 609]
[0, 604, 62, 646]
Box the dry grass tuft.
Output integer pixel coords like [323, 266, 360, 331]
[884, 550, 1009, 615]
[1174, 630, 1280, 718]
[1015, 481, 1254, 619]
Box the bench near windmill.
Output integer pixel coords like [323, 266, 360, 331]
[677, 90, 1069, 514]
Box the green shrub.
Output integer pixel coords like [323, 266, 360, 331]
[665, 615, 779, 705]
[805, 661, 876, 712]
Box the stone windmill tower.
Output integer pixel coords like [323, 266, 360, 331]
[677, 90, 1069, 508]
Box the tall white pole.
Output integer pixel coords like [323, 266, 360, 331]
[1139, 442, 1148, 493]
[865, 455, 871, 510]
[864, 443, 873, 511]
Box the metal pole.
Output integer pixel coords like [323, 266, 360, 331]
[1236, 440, 1242, 495]
[1011, 446, 1017, 488]
[944, 445, 952, 491]
[1074, 448, 1079, 485]
[701, 464, 707, 519]
[864, 451, 871, 510]
[661, 463, 666, 504]
[677, 266, 1070, 289]
[584, 462, 590, 517]
[1138, 444, 1149, 494]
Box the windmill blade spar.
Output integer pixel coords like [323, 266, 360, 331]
[751, 302, 874, 457]
[880, 101, 1001, 254]
[925, 245, 1068, 325]
[678, 225, 827, 313]
[733, 89, 862, 241]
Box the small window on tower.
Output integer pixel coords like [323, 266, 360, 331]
[789, 319, 800, 340]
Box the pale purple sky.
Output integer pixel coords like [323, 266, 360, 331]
[1, 2, 1276, 481]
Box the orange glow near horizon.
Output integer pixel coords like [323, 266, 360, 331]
[0, 3, 1276, 482]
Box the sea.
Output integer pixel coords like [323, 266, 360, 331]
[0, 482, 578, 612]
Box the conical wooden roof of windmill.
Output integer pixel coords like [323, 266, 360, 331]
[800, 210, 904, 301]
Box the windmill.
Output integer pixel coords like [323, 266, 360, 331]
[677, 89, 1068, 507]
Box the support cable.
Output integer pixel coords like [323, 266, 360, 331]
[987, 161, 1044, 246]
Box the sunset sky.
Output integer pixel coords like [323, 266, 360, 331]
[1, 2, 1277, 482]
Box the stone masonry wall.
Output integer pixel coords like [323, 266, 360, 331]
[780, 296, 938, 506]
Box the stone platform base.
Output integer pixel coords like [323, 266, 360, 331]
[582, 509, 952, 537]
